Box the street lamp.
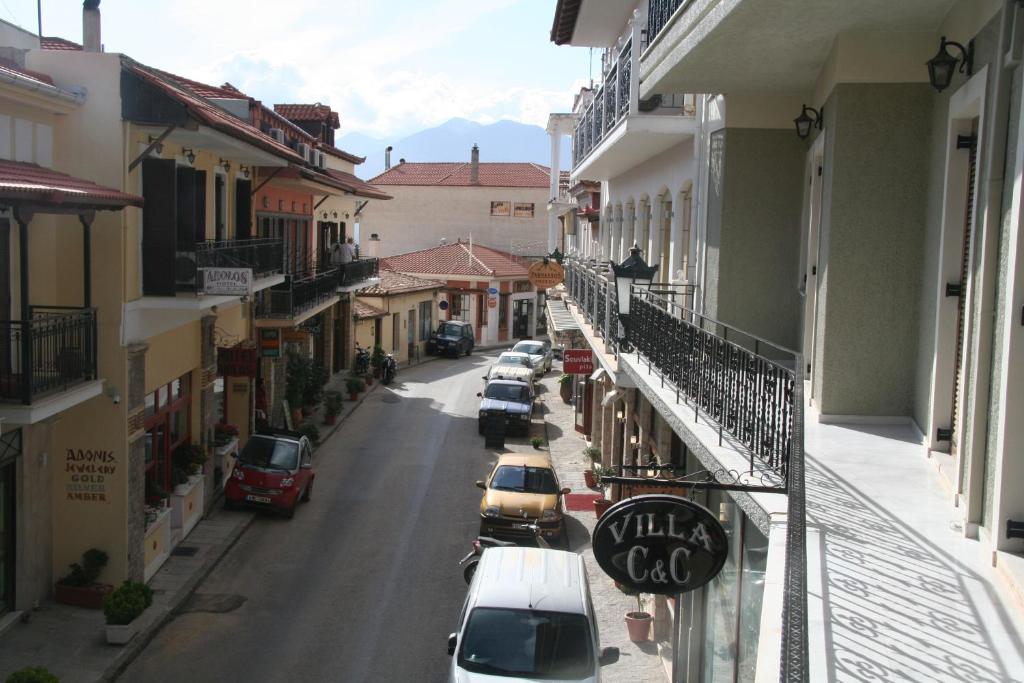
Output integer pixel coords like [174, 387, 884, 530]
[612, 243, 658, 348]
[926, 36, 973, 93]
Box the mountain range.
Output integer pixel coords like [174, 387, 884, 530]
[339, 118, 572, 180]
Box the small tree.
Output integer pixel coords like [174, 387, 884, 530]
[370, 345, 386, 376]
[103, 581, 152, 626]
[617, 581, 646, 616]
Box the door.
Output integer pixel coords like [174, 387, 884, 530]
[0, 460, 14, 615]
[801, 139, 825, 400]
[407, 309, 416, 360]
[0, 219, 10, 378]
[513, 300, 531, 338]
[950, 129, 979, 457]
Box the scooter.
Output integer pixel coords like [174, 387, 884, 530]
[382, 353, 397, 384]
[460, 523, 553, 584]
[354, 344, 370, 375]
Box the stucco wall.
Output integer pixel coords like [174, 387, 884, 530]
[359, 184, 549, 257]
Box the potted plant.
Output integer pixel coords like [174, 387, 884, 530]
[54, 549, 112, 609]
[297, 423, 321, 447]
[345, 376, 365, 401]
[145, 478, 168, 508]
[557, 373, 573, 403]
[6, 667, 60, 683]
[370, 345, 386, 379]
[173, 443, 207, 479]
[583, 447, 602, 488]
[103, 580, 153, 645]
[303, 361, 329, 413]
[617, 583, 653, 642]
[213, 423, 239, 447]
[286, 351, 310, 425]
[322, 390, 343, 425]
[530, 436, 545, 450]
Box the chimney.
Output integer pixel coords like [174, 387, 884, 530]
[83, 0, 102, 53]
[364, 233, 381, 258]
[385, 145, 393, 171]
[470, 144, 479, 184]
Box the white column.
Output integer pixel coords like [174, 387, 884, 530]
[649, 199, 664, 272]
[622, 207, 634, 256]
[628, 9, 644, 117]
[547, 129, 562, 253]
[669, 192, 685, 282]
[486, 280, 500, 343]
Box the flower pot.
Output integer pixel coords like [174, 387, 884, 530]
[105, 620, 139, 646]
[323, 413, 337, 426]
[560, 381, 572, 403]
[349, 391, 359, 401]
[594, 498, 613, 519]
[625, 611, 653, 643]
[365, 375, 374, 386]
[301, 405, 314, 417]
[583, 469, 597, 488]
[55, 582, 113, 609]
[290, 407, 304, 427]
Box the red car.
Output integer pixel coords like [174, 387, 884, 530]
[224, 430, 314, 518]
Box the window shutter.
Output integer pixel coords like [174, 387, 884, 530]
[194, 170, 207, 242]
[176, 166, 196, 251]
[142, 158, 178, 296]
[235, 179, 252, 239]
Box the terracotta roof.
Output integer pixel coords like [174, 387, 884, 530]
[353, 300, 388, 319]
[0, 159, 143, 209]
[40, 36, 82, 51]
[272, 166, 392, 201]
[359, 270, 443, 296]
[550, 0, 582, 45]
[368, 162, 553, 188]
[146, 66, 244, 100]
[0, 58, 55, 87]
[319, 142, 365, 165]
[274, 103, 340, 129]
[123, 60, 304, 164]
[382, 241, 530, 278]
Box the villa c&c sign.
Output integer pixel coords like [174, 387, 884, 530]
[592, 494, 728, 595]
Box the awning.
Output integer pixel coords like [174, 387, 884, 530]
[589, 368, 606, 383]
[0, 159, 144, 211]
[547, 300, 581, 333]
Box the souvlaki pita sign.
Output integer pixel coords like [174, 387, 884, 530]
[592, 494, 728, 594]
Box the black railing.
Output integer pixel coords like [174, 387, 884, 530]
[0, 307, 97, 404]
[646, 0, 687, 49]
[195, 238, 283, 277]
[336, 258, 379, 288]
[257, 268, 339, 319]
[618, 40, 632, 116]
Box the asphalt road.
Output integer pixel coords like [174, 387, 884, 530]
[119, 352, 519, 683]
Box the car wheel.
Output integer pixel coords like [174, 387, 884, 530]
[465, 343, 472, 356]
[301, 480, 313, 502]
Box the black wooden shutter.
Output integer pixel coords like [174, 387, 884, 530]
[142, 158, 178, 296]
[215, 176, 225, 242]
[176, 166, 196, 252]
[235, 179, 252, 239]
[194, 170, 207, 243]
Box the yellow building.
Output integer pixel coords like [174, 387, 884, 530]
[353, 271, 444, 366]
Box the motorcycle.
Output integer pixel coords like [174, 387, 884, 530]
[382, 353, 397, 384]
[354, 344, 370, 376]
[460, 523, 553, 584]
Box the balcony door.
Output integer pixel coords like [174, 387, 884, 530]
[800, 136, 825, 402]
[0, 219, 9, 377]
[0, 457, 15, 616]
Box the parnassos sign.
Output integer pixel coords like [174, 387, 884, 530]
[527, 260, 565, 289]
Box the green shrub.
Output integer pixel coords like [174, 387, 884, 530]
[6, 666, 60, 683]
[593, 464, 615, 487]
[370, 345, 385, 370]
[345, 377, 366, 394]
[297, 423, 321, 447]
[172, 443, 207, 476]
[583, 446, 601, 461]
[557, 373, 572, 385]
[285, 350, 311, 405]
[303, 362, 329, 406]
[103, 581, 151, 625]
[57, 548, 108, 587]
[323, 390, 344, 416]
[530, 437, 545, 449]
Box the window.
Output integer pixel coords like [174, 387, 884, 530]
[490, 466, 558, 495]
[498, 294, 509, 329]
[458, 608, 593, 679]
[419, 301, 433, 340]
[144, 371, 193, 498]
[490, 201, 510, 216]
[451, 294, 471, 322]
[392, 313, 401, 352]
[513, 202, 534, 218]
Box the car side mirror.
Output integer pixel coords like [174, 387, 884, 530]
[598, 647, 619, 666]
[447, 633, 458, 656]
[476, 392, 482, 398]
[301, 463, 313, 469]
[560, 487, 571, 495]
[475, 480, 486, 489]
[482, 376, 488, 381]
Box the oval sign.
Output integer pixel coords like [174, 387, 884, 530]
[487, 287, 499, 295]
[527, 260, 565, 289]
[438, 300, 449, 310]
[592, 494, 728, 595]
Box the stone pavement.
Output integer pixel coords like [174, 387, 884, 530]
[535, 370, 669, 683]
[0, 375, 382, 683]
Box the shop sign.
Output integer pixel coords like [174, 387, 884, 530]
[592, 494, 728, 595]
[281, 328, 309, 343]
[64, 449, 116, 503]
[200, 267, 253, 296]
[259, 329, 281, 358]
[487, 297, 497, 309]
[487, 287, 498, 295]
[527, 260, 565, 289]
[218, 347, 258, 377]
[563, 349, 594, 374]
[439, 300, 449, 310]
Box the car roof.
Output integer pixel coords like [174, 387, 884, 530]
[495, 452, 553, 468]
[513, 340, 546, 348]
[472, 547, 586, 615]
[251, 431, 306, 446]
[442, 320, 472, 327]
[498, 351, 531, 358]
[487, 378, 532, 387]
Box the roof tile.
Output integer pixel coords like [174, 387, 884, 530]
[369, 162, 554, 188]
[359, 270, 443, 296]
[0, 159, 143, 208]
[382, 242, 530, 278]
[274, 103, 340, 128]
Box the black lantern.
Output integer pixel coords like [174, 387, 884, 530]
[612, 243, 658, 331]
[182, 148, 195, 165]
[926, 36, 973, 93]
[793, 104, 822, 140]
[550, 247, 564, 264]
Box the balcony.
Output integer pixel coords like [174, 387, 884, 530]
[0, 307, 97, 407]
[255, 268, 340, 326]
[572, 39, 696, 180]
[335, 258, 379, 291]
[195, 238, 284, 281]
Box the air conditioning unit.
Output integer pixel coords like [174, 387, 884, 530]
[174, 252, 198, 289]
[317, 151, 326, 169]
[307, 147, 317, 166]
[269, 128, 285, 143]
[297, 143, 310, 162]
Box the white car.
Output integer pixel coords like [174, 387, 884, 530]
[485, 351, 536, 384]
[512, 340, 553, 377]
[447, 546, 619, 682]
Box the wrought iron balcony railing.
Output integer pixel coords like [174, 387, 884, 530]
[645, 0, 687, 50]
[195, 237, 284, 278]
[336, 258, 379, 288]
[256, 268, 339, 320]
[0, 306, 97, 404]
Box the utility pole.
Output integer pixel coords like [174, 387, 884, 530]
[36, 0, 42, 38]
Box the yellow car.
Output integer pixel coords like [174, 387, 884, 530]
[476, 453, 570, 545]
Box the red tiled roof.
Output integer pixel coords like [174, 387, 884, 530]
[319, 142, 365, 165]
[41, 36, 82, 51]
[273, 166, 392, 201]
[353, 300, 388, 319]
[0, 58, 54, 87]
[0, 159, 143, 209]
[148, 66, 244, 100]
[369, 162, 553, 188]
[359, 270, 443, 296]
[274, 103, 340, 129]
[382, 241, 530, 278]
[123, 60, 304, 164]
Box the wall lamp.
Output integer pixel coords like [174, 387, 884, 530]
[239, 164, 250, 178]
[181, 148, 196, 165]
[629, 434, 639, 445]
[219, 158, 231, 173]
[615, 410, 624, 421]
[147, 136, 163, 155]
[926, 36, 974, 93]
[793, 105, 822, 140]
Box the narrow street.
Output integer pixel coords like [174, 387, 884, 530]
[120, 354, 511, 683]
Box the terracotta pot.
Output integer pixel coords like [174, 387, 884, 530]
[323, 413, 337, 426]
[560, 381, 573, 403]
[365, 376, 374, 386]
[349, 391, 359, 401]
[54, 583, 113, 609]
[625, 611, 652, 643]
[594, 498, 613, 518]
[290, 408, 304, 427]
[301, 405, 314, 417]
[583, 469, 597, 488]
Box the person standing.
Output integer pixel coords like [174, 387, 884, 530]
[340, 237, 356, 264]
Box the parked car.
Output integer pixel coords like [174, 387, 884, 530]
[477, 379, 535, 435]
[511, 339, 553, 377]
[223, 430, 314, 518]
[485, 351, 536, 384]
[427, 320, 475, 357]
[447, 546, 620, 682]
[477, 453, 569, 545]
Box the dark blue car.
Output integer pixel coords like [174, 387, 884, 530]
[477, 379, 535, 435]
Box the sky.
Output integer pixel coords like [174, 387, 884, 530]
[2, 0, 594, 139]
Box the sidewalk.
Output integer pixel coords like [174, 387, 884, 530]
[535, 372, 668, 683]
[0, 374, 381, 683]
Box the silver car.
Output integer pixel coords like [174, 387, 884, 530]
[486, 351, 536, 384]
[512, 340, 553, 377]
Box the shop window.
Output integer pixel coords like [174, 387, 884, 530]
[143, 371, 192, 497]
[499, 294, 509, 328]
[513, 280, 531, 293]
[451, 294, 471, 322]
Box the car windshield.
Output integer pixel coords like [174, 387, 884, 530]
[439, 323, 465, 337]
[458, 608, 594, 679]
[485, 384, 530, 402]
[513, 342, 545, 356]
[496, 354, 532, 367]
[238, 437, 299, 471]
[490, 465, 558, 494]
